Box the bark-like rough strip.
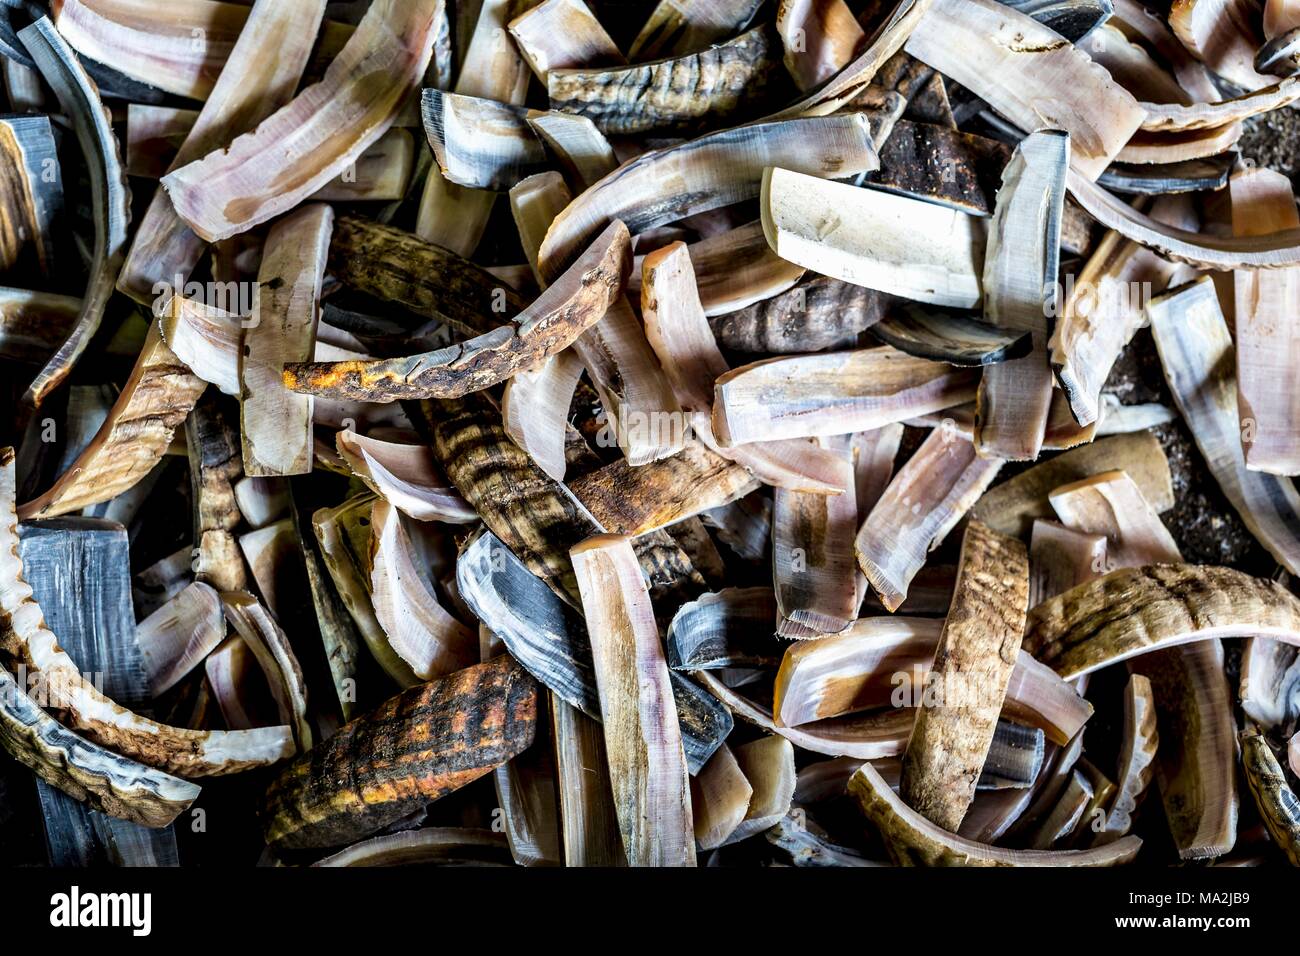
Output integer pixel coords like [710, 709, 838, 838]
[284, 220, 631, 401]
[1240, 728, 1300, 865]
[547, 24, 781, 135]
[708, 276, 885, 354]
[262, 656, 538, 850]
[567, 438, 757, 536]
[1025, 564, 1300, 678]
[968, 431, 1173, 539]
[413, 393, 701, 610]
[900, 521, 1029, 831]
[849, 762, 1142, 866]
[187, 391, 246, 592]
[868, 119, 1010, 215]
[327, 216, 525, 338]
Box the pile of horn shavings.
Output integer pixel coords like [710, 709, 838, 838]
[1, 0, 1299, 867]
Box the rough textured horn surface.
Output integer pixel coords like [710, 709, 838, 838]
[850, 762, 1142, 865]
[1025, 564, 1300, 678]
[262, 656, 538, 850]
[20, 325, 206, 520]
[284, 221, 631, 402]
[899, 522, 1029, 831]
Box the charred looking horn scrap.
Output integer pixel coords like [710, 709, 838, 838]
[1, 0, 1298, 873]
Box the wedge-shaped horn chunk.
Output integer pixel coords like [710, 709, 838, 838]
[137, 581, 226, 697]
[159, 296, 243, 397]
[723, 735, 796, 844]
[899, 522, 1028, 831]
[570, 534, 696, 867]
[537, 113, 879, 280]
[568, 439, 758, 537]
[631, 0, 766, 59]
[1025, 564, 1300, 678]
[369, 498, 475, 682]
[1028, 520, 1106, 607]
[508, 0, 624, 80]
[1048, 470, 1180, 567]
[334, 431, 476, 524]
[969, 431, 1173, 538]
[284, 220, 630, 402]
[691, 744, 753, 850]
[242, 203, 332, 476]
[667, 587, 783, 671]
[1229, 168, 1300, 476]
[163, 0, 442, 242]
[762, 168, 985, 308]
[712, 347, 979, 447]
[776, 0, 866, 91]
[421, 90, 547, 190]
[773, 449, 859, 637]
[1241, 726, 1300, 865]
[856, 428, 1003, 612]
[262, 656, 538, 850]
[850, 762, 1141, 865]
[634, 220, 806, 320]
[903, 0, 1145, 180]
[976, 130, 1069, 461]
